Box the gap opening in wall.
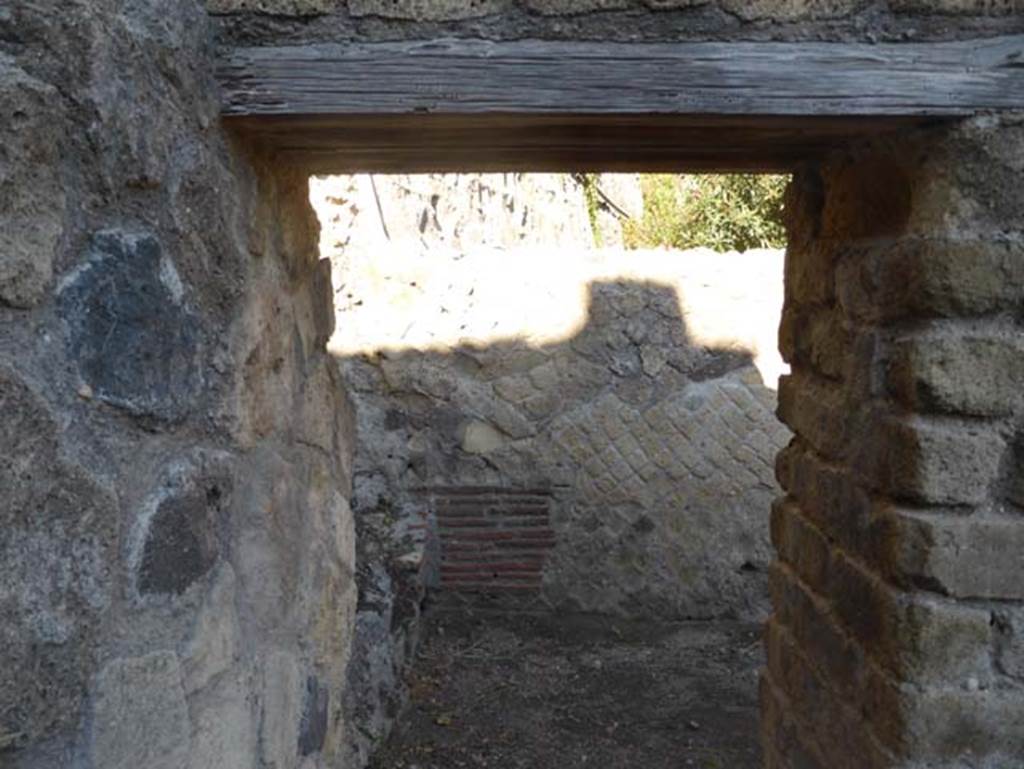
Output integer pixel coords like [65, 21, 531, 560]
[311, 172, 792, 769]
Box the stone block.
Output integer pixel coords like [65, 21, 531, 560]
[770, 564, 920, 754]
[259, 651, 303, 769]
[460, 419, 506, 454]
[1005, 433, 1024, 509]
[641, 0, 709, 7]
[182, 565, 241, 695]
[887, 327, 1024, 417]
[782, 169, 824, 256]
[760, 674, 833, 769]
[521, 390, 560, 419]
[232, 450, 309, 637]
[131, 453, 234, 598]
[0, 58, 64, 308]
[777, 441, 887, 563]
[902, 687, 1024, 763]
[347, 0, 509, 19]
[309, 258, 336, 349]
[773, 536, 997, 688]
[825, 552, 996, 687]
[494, 373, 535, 405]
[891, 509, 1024, 601]
[521, 0, 630, 13]
[233, 290, 304, 445]
[889, 0, 1024, 13]
[770, 566, 866, 699]
[274, 168, 324, 283]
[303, 489, 358, 727]
[89, 652, 191, 769]
[776, 374, 849, 460]
[187, 675, 257, 769]
[837, 239, 1024, 323]
[993, 608, 1024, 681]
[296, 359, 354, 486]
[138, 487, 221, 596]
[206, 0, 335, 16]
[863, 416, 1005, 506]
[723, 0, 867, 18]
[778, 306, 848, 380]
[772, 582, 1024, 764]
[58, 231, 203, 422]
[906, 117, 1024, 237]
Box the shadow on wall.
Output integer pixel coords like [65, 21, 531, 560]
[327, 245, 788, 389]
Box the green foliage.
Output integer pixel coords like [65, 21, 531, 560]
[577, 173, 605, 247]
[623, 174, 789, 253]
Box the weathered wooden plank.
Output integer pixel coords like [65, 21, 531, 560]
[218, 36, 1024, 118]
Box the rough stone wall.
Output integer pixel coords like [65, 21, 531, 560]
[763, 115, 1024, 768]
[208, 0, 1024, 45]
[4, 0, 1022, 767]
[315, 174, 789, 623]
[1, 4, 355, 768]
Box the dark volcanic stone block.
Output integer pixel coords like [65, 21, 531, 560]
[59, 231, 202, 422]
[138, 484, 223, 596]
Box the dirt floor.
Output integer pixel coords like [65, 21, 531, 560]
[369, 610, 765, 769]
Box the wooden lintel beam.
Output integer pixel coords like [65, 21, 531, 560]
[216, 37, 1023, 171]
[218, 36, 1024, 118]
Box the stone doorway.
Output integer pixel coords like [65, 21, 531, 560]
[299, 118, 1024, 767]
[6, 5, 1023, 766]
[212, 22, 1024, 766]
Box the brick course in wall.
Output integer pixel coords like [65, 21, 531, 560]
[428, 487, 555, 595]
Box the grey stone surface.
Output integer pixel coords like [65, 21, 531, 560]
[890, 0, 1024, 12]
[348, 0, 510, 19]
[187, 675, 257, 769]
[0, 57, 63, 308]
[0, 366, 115, 747]
[1, 2, 357, 766]
[339, 506, 432, 766]
[208, 0, 336, 13]
[182, 564, 241, 695]
[719, 0, 866, 20]
[259, 651, 303, 768]
[212, 0, 1024, 46]
[522, 0, 631, 14]
[89, 651, 191, 769]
